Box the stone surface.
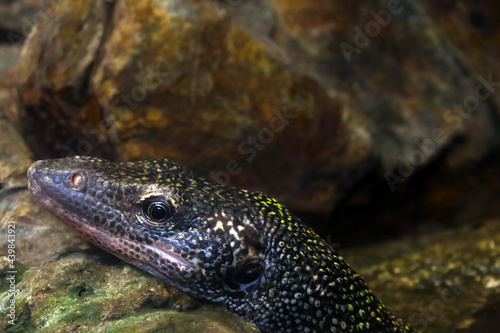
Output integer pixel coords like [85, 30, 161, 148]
[0, 119, 32, 190]
[345, 218, 500, 333]
[15, 0, 500, 216]
[0, 46, 21, 82]
[16, 0, 119, 161]
[424, 0, 500, 86]
[0, 0, 53, 44]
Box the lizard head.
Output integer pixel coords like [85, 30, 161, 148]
[27, 156, 273, 304]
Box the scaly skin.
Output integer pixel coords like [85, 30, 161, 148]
[27, 156, 414, 333]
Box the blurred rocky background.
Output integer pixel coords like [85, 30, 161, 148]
[0, 0, 499, 332]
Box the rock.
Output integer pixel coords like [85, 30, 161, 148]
[0, 119, 32, 190]
[0, 0, 53, 44]
[15, 0, 500, 216]
[423, 1, 500, 86]
[0, 46, 21, 82]
[344, 218, 500, 333]
[15, 0, 119, 162]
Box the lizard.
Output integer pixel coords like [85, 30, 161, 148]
[27, 156, 415, 333]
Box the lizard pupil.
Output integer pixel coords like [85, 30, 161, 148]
[232, 260, 265, 285]
[144, 201, 172, 222]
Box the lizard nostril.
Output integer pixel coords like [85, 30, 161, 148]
[69, 172, 83, 189]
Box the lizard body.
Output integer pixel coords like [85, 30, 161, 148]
[28, 156, 414, 333]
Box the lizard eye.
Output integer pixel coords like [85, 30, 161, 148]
[142, 200, 174, 223]
[232, 260, 265, 286]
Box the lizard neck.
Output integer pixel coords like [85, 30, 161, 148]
[228, 211, 413, 333]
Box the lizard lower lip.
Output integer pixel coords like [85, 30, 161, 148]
[79, 222, 197, 272]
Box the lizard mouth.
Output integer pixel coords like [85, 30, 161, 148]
[28, 171, 200, 279]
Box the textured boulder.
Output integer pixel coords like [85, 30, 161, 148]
[345, 217, 500, 333]
[15, 0, 500, 215]
[0, 0, 54, 44]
